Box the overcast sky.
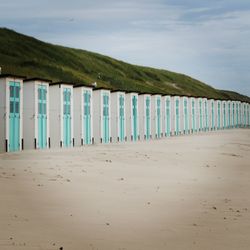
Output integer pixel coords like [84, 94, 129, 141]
[1, 0, 250, 96]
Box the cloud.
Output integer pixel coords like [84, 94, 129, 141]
[0, 0, 249, 96]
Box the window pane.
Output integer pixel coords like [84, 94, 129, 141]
[43, 103, 46, 115]
[10, 101, 14, 113]
[10, 86, 14, 98]
[15, 86, 20, 98]
[15, 102, 19, 114]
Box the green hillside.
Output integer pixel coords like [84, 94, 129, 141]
[0, 28, 249, 102]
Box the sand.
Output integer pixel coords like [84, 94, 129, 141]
[0, 129, 250, 250]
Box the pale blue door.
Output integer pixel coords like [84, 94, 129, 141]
[38, 85, 47, 148]
[175, 99, 180, 135]
[199, 100, 203, 131]
[103, 93, 109, 143]
[211, 102, 215, 130]
[145, 97, 150, 140]
[205, 101, 208, 131]
[232, 103, 236, 128]
[83, 90, 91, 144]
[184, 99, 188, 134]
[244, 104, 246, 127]
[228, 103, 231, 128]
[9, 81, 20, 152]
[217, 102, 221, 129]
[166, 98, 170, 136]
[223, 103, 227, 129]
[132, 96, 138, 141]
[119, 94, 125, 142]
[192, 100, 196, 132]
[156, 97, 161, 138]
[63, 88, 71, 147]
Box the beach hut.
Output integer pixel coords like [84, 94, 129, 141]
[181, 96, 189, 134]
[111, 91, 126, 142]
[162, 95, 171, 137]
[139, 94, 151, 140]
[222, 100, 227, 129]
[203, 98, 209, 131]
[0, 74, 25, 153]
[23, 78, 51, 150]
[151, 95, 162, 139]
[172, 96, 181, 135]
[189, 97, 197, 133]
[232, 101, 236, 128]
[208, 99, 215, 131]
[126, 92, 139, 141]
[216, 100, 222, 130]
[242, 102, 247, 128]
[74, 84, 93, 146]
[49, 82, 74, 148]
[197, 98, 204, 132]
[235, 101, 240, 128]
[93, 88, 111, 144]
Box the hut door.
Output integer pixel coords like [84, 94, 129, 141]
[244, 105, 246, 127]
[166, 99, 170, 136]
[119, 95, 125, 142]
[63, 88, 71, 147]
[132, 96, 138, 141]
[236, 104, 239, 127]
[192, 100, 195, 132]
[199, 100, 203, 131]
[212, 102, 214, 129]
[9, 81, 20, 152]
[205, 101, 208, 131]
[38, 85, 47, 149]
[83, 90, 91, 144]
[184, 99, 188, 133]
[223, 103, 226, 129]
[228, 103, 231, 128]
[232, 103, 235, 127]
[145, 97, 150, 139]
[175, 99, 179, 135]
[103, 93, 109, 143]
[217, 102, 221, 129]
[156, 98, 161, 138]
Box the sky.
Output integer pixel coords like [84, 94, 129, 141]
[0, 0, 250, 96]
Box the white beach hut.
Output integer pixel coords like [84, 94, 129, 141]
[0, 74, 25, 153]
[151, 94, 163, 139]
[203, 98, 209, 131]
[242, 102, 247, 128]
[172, 96, 181, 135]
[162, 95, 171, 137]
[49, 82, 74, 148]
[139, 93, 151, 140]
[180, 96, 189, 134]
[23, 78, 51, 150]
[189, 97, 197, 133]
[125, 92, 140, 141]
[93, 88, 111, 144]
[74, 84, 93, 146]
[208, 99, 215, 131]
[111, 90, 126, 143]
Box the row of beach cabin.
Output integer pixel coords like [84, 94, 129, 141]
[0, 74, 249, 153]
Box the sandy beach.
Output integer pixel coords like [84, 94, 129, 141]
[0, 129, 250, 250]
